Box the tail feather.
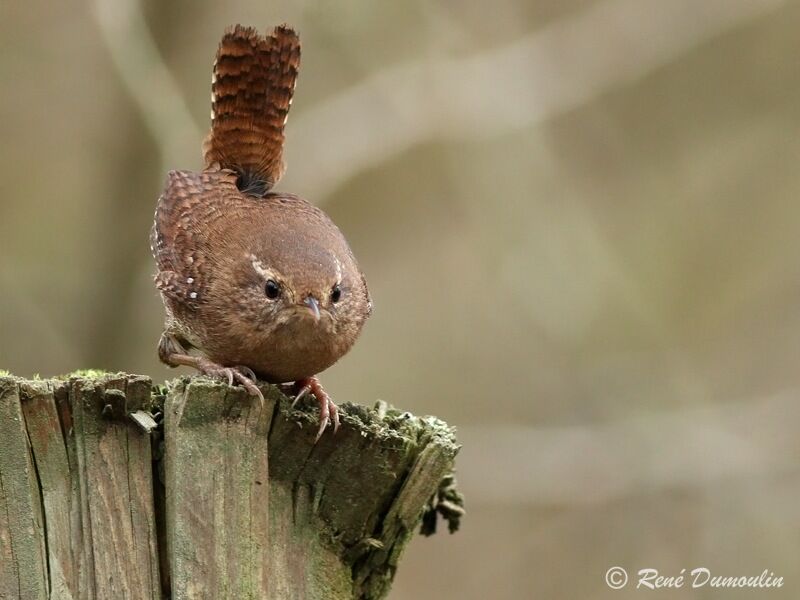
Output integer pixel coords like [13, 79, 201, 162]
[203, 24, 300, 195]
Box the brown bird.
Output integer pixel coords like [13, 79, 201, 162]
[151, 24, 371, 439]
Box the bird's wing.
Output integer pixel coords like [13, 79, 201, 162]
[151, 169, 236, 308]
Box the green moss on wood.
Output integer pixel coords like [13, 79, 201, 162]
[61, 368, 112, 380]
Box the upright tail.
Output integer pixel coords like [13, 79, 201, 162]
[203, 24, 300, 196]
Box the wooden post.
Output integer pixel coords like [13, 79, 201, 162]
[0, 373, 463, 600]
[0, 373, 161, 600]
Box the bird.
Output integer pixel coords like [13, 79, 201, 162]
[150, 24, 372, 440]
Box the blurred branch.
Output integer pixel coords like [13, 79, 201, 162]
[459, 389, 800, 506]
[286, 0, 783, 199]
[90, 0, 202, 170]
[89, 0, 783, 200]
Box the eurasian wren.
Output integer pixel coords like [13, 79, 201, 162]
[151, 24, 371, 439]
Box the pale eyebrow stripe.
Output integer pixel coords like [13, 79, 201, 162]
[247, 253, 274, 280]
[332, 255, 342, 282]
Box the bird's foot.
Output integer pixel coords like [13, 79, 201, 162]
[166, 351, 263, 406]
[200, 361, 263, 406]
[158, 333, 263, 406]
[292, 376, 339, 441]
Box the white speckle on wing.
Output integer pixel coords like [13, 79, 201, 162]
[187, 277, 194, 284]
[189, 292, 198, 299]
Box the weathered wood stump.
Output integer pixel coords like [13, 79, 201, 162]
[0, 373, 463, 600]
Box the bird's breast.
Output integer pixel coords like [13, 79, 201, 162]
[205, 317, 350, 383]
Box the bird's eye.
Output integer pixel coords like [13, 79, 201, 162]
[330, 283, 342, 303]
[265, 279, 281, 299]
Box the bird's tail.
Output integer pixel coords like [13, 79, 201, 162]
[203, 24, 300, 196]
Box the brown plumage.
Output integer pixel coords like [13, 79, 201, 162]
[151, 25, 371, 439]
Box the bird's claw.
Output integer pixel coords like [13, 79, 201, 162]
[292, 384, 311, 407]
[235, 365, 258, 381]
[318, 397, 340, 440]
[198, 360, 264, 407]
[293, 376, 340, 441]
[230, 367, 264, 407]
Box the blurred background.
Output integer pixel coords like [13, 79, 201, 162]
[3, 0, 800, 597]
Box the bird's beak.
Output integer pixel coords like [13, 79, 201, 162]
[303, 296, 321, 322]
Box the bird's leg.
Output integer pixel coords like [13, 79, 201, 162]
[158, 332, 264, 405]
[292, 376, 339, 441]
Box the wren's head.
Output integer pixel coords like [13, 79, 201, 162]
[245, 246, 363, 334]
[197, 195, 372, 382]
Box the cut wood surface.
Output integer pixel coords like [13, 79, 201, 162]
[0, 373, 463, 600]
